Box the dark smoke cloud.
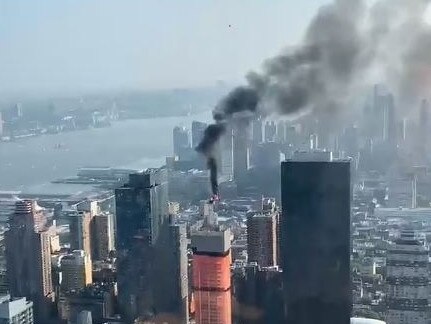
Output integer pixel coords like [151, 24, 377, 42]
[197, 0, 431, 193]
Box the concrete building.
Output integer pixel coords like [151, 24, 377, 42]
[70, 211, 93, 259]
[246, 209, 278, 267]
[158, 224, 189, 323]
[232, 264, 284, 324]
[252, 118, 263, 144]
[115, 169, 179, 321]
[91, 213, 115, 261]
[173, 126, 190, 157]
[60, 250, 92, 292]
[264, 121, 276, 142]
[281, 152, 352, 324]
[0, 294, 33, 324]
[192, 228, 232, 324]
[192, 121, 207, 148]
[58, 283, 115, 324]
[386, 230, 429, 324]
[5, 200, 55, 323]
[233, 120, 250, 181]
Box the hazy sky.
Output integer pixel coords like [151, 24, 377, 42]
[0, 0, 328, 98]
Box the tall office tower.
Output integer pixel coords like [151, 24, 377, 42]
[115, 169, 170, 321]
[372, 86, 396, 143]
[264, 121, 276, 142]
[233, 119, 250, 181]
[91, 213, 115, 261]
[276, 121, 285, 143]
[192, 121, 207, 148]
[232, 264, 284, 324]
[247, 208, 278, 267]
[6, 200, 55, 323]
[281, 151, 352, 324]
[173, 126, 190, 156]
[60, 250, 92, 292]
[252, 118, 263, 144]
[192, 228, 232, 324]
[386, 230, 429, 324]
[251, 142, 280, 169]
[221, 125, 234, 177]
[0, 294, 33, 324]
[70, 211, 93, 258]
[157, 223, 189, 323]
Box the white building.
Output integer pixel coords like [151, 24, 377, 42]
[386, 230, 429, 324]
[0, 294, 33, 324]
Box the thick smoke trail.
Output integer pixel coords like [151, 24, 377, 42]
[207, 157, 219, 195]
[197, 0, 431, 193]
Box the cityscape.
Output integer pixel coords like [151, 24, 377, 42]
[1, 1, 431, 324]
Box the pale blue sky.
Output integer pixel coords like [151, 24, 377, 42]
[0, 0, 328, 98]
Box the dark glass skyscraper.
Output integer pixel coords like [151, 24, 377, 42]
[115, 169, 170, 321]
[281, 152, 352, 324]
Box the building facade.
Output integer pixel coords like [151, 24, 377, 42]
[386, 230, 429, 324]
[281, 152, 352, 324]
[91, 213, 115, 261]
[5, 200, 54, 323]
[115, 169, 177, 321]
[0, 294, 33, 324]
[60, 250, 92, 292]
[192, 229, 232, 324]
[246, 211, 278, 267]
[69, 211, 93, 259]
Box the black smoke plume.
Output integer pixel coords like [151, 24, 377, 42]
[207, 157, 218, 195]
[197, 0, 431, 194]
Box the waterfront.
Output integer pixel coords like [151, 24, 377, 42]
[0, 111, 211, 192]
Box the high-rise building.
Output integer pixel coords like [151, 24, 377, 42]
[6, 200, 55, 323]
[192, 121, 207, 148]
[115, 169, 175, 321]
[281, 152, 352, 324]
[276, 121, 285, 143]
[0, 294, 33, 324]
[173, 126, 190, 157]
[70, 211, 93, 258]
[233, 120, 250, 181]
[232, 264, 284, 324]
[192, 228, 232, 324]
[252, 118, 263, 144]
[264, 121, 276, 142]
[157, 223, 189, 323]
[60, 250, 92, 292]
[247, 208, 278, 267]
[386, 230, 429, 324]
[91, 213, 115, 261]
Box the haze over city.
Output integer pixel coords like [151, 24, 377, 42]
[1, 1, 431, 324]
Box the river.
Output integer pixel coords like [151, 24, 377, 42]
[0, 111, 211, 193]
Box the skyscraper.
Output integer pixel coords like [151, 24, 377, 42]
[247, 209, 278, 267]
[70, 211, 93, 259]
[233, 119, 250, 181]
[281, 152, 352, 324]
[60, 250, 93, 292]
[115, 169, 172, 321]
[192, 229, 232, 324]
[252, 118, 263, 144]
[157, 223, 189, 323]
[386, 230, 429, 324]
[91, 212, 115, 261]
[192, 121, 207, 148]
[173, 126, 190, 156]
[6, 200, 55, 323]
